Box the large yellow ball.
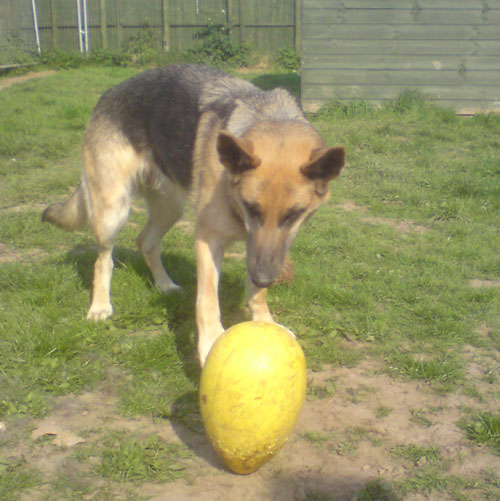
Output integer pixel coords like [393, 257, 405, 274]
[199, 321, 306, 474]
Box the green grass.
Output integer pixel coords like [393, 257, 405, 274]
[355, 479, 400, 501]
[94, 432, 191, 483]
[1, 67, 500, 499]
[460, 411, 500, 454]
[0, 459, 41, 500]
[391, 444, 442, 466]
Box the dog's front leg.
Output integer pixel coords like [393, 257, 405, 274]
[195, 234, 226, 366]
[246, 276, 274, 323]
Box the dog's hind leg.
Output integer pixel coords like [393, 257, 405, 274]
[84, 145, 133, 321]
[87, 191, 130, 320]
[136, 183, 186, 293]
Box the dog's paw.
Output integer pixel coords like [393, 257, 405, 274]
[198, 326, 225, 368]
[157, 281, 181, 294]
[86, 305, 113, 321]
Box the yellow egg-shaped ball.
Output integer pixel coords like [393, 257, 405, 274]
[199, 321, 306, 474]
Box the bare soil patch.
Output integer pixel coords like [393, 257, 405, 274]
[334, 202, 429, 234]
[0, 71, 55, 91]
[469, 279, 500, 289]
[334, 201, 369, 213]
[0, 242, 46, 263]
[361, 217, 429, 235]
[7, 348, 498, 500]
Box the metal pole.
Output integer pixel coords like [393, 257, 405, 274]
[31, 0, 41, 54]
[76, 0, 83, 52]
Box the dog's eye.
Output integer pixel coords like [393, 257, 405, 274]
[280, 207, 306, 227]
[243, 201, 263, 222]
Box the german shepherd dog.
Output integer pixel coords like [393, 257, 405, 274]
[43, 65, 345, 365]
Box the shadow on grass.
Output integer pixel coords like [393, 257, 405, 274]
[251, 72, 301, 99]
[169, 390, 228, 472]
[62, 243, 248, 382]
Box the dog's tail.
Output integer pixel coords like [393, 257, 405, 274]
[42, 183, 88, 231]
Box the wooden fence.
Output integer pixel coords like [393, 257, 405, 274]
[301, 0, 500, 114]
[1, 0, 299, 54]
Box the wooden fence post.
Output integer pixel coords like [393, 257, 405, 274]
[162, 0, 170, 52]
[115, 1, 122, 49]
[100, 0, 108, 49]
[238, 0, 244, 44]
[50, 0, 58, 49]
[295, 0, 301, 51]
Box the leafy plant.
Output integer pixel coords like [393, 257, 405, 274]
[39, 48, 129, 69]
[276, 47, 301, 71]
[38, 49, 87, 69]
[124, 24, 159, 65]
[0, 33, 38, 66]
[89, 49, 129, 67]
[186, 20, 250, 67]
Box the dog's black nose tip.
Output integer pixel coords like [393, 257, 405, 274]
[252, 279, 273, 289]
[250, 272, 275, 289]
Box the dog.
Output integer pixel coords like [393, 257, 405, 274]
[42, 64, 345, 365]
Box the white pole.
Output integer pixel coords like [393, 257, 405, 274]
[76, 0, 83, 53]
[31, 0, 41, 54]
[83, 0, 89, 52]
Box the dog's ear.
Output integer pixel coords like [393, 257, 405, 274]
[300, 146, 345, 182]
[217, 131, 261, 175]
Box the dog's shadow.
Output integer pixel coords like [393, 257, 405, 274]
[64, 241, 248, 358]
[64, 243, 248, 470]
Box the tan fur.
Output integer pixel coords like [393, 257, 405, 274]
[43, 76, 345, 366]
[192, 120, 344, 364]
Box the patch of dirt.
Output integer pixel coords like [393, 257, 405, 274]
[0, 70, 55, 91]
[334, 201, 369, 213]
[5, 348, 498, 500]
[0, 242, 46, 263]
[334, 201, 429, 235]
[361, 217, 429, 235]
[469, 279, 500, 289]
[0, 202, 49, 213]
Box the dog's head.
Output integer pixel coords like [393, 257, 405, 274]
[217, 124, 345, 288]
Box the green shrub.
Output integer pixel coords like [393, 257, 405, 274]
[276, 47, 301, 71]
[0, 34, 38, 66]
[38, 49, 87, 69]
[315, 99, 377, 119]
[90, 49, 129, 67]
[39, 49, 130, 69]
[185, 20, 250, 67]
[124, 25, 160, 65]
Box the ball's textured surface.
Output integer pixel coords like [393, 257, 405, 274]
[199, 321, 306, 474]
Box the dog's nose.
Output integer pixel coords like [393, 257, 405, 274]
[250, 270, 275, 289]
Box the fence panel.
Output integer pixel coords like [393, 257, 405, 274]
[0, 0, 36, 63]
[1, 0, 298, 57]
[301, 0, 500, 114]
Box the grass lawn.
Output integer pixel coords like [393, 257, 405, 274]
[1, 66, 499, 500]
